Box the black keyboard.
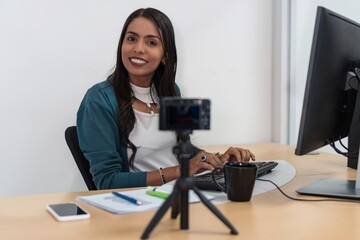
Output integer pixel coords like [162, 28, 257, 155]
[193, 161, 279, 191]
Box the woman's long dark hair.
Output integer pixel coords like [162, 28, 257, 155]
[108, 8, 178, 167]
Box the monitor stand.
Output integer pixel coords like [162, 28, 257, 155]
[299, 69, 360, 200]
[296, 148, 360, 200]
[347, 71, 360, 169]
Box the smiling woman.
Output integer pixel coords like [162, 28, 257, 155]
[76, 7, 255, 190]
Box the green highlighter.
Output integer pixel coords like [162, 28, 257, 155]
[146, 190, 170, 199]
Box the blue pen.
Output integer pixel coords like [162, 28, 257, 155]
[112, 192, 142, 205]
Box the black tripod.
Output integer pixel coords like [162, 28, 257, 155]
[141, 130, 238, 239]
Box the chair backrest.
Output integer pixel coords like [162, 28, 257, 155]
[65, 126, 97, 190]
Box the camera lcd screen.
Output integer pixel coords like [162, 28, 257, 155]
[159, 98, 210, 130]
[165, 105, 200, 129]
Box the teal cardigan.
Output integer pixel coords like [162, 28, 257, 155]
[77, 80, 200, 189]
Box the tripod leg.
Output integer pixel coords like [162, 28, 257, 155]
[170, 193, 180, 219]
[192, 187, 238, 235]
[180, 189, 189, 229]
[141, 188, 179, 239]
[170, 187, 189, 228]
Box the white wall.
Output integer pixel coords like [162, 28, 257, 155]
[0, 0, 273, 196]
[290, 0, 360, 152]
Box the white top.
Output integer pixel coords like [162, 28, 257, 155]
[128, 83, 178, 172]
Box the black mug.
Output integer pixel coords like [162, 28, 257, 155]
[212, 162, 258, 202]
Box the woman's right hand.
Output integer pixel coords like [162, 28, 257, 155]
[188, 151, 222, 176]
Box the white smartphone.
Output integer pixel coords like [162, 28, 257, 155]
[46, 203, 90, 221]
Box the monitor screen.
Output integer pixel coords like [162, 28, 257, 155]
[295, 6, 360, 200]
[295, 6, 360, 170]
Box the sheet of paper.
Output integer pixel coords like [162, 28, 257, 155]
[77, 185, 214, 214]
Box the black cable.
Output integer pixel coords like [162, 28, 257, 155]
[335, 136, 359, 157]
[328, 138, 359, 158]
[338, 136, 349, 150]
[327, 140, 348, 157]
[256, 178, 360, 203]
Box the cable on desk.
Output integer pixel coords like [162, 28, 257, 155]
[256, 178, 360, 203]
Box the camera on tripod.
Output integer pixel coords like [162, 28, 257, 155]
[159, 97, 210, 131]
[142, 97, 238, 239]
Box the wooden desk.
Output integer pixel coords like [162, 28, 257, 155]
[1, 143, 359, 240]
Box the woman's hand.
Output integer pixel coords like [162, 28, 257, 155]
[219, 147, 255, 163]
[188, 151, 222, 176]
[187, 147, 255, 176]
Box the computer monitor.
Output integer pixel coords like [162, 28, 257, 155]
[295, 6, 360, 199]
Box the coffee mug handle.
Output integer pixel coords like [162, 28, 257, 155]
[212, 167, 226, 192]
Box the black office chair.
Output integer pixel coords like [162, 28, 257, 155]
[65, 126, 97, 190]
